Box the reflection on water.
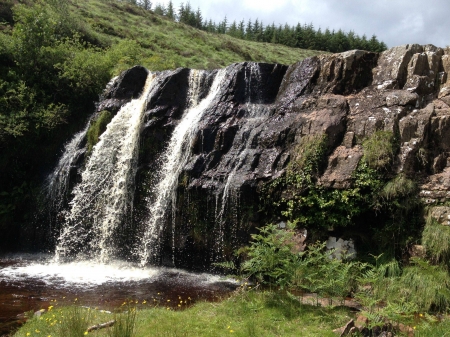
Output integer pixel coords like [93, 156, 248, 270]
[0, 255, 238, 336]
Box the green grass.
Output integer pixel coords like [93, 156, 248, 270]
[14, 291, 353, 337]
[68, 0, 323, 72]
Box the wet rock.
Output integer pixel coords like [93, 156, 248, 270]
[87, 44, 450, 268]
[104, 65, 149, 100]
[320, 146, 363, 188]
[429, 206, 450, 225]
[409, 244, 426, 258]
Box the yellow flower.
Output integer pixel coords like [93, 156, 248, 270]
[35, 329, 40, 333]
[142, 300, 147, 304]
[227, 326, 230, 329]
[167, 299, 170, 302]
[26, 333, 30, 336]
[84, 332, 88, 335]
[48, 305, 53, 311]
[230, 330, 235, 333]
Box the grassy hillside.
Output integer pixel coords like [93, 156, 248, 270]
[69, 0, 323, 71]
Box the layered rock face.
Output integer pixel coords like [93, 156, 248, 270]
[71, 44, 450, 268]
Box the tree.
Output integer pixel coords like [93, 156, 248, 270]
[166, 0, 175, 20]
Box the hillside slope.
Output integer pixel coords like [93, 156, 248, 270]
[70, 0, 323, 70]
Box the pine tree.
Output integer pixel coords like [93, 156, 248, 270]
[153, 3, 165, 15]
[245, 19, 253, 40]
[166, 0, 175, 20]
[141, 0, 152, 10]
[194, 7, 202, 29]
[238, 20, 245, 39]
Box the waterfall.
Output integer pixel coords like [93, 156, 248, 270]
[44, 122, 89, 222]
[139, 69, 226, 266]
[214, 63, 268, 259]
[55, 72, 158, 263]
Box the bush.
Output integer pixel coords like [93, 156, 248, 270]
[422, 215, 450, 264]
[362, 130, 395, 171]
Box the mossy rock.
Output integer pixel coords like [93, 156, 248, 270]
[87, 110, 113, 154]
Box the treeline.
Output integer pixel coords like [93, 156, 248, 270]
[129, 0, 387, 53]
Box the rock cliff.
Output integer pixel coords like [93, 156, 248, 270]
[61, 44, 450, 268]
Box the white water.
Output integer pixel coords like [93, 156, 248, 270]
[140, 69, 226, 266]
[55, 72, 158, 263]
[44, 122, 90, 216]
[0, 256, 236, 288]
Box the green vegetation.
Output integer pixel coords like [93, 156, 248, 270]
[87, 110, 113, 154]
[261, 130, 421, 256]
[362, 130, 396, 171]
[14, 293, 353, 337]
[152, 0, 387, 53]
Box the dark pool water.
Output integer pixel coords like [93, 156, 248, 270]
[0, 254, 238, 336]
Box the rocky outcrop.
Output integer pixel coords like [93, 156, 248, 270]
[74, 44, 450, 268]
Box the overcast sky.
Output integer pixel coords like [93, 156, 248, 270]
[158, 0, 449, 48]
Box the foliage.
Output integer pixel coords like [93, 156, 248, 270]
[240, 223, 300, 288]
[356, 255, 450, 314]
[87, 110, 113, 154]
[57, 306, 91, 337]
[240, 223, 364, 303]
[109, 305, 137, 337]
[362, 130, 396, 171]
[148, 1, 387, 53]
[15, 292, 352, 337]
[416, 317, 450, 337]
[422, 215, 450, 264]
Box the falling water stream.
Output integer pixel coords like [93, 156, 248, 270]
[55, 73, 159, 263]
[139, 69, 226, 266]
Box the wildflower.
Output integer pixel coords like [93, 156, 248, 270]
[230, 330, 234, 333]
[35, 329, 40, 333]
[48, 305, 53, 311]
[413, 326, 416, 330]
[178, 304, 181, 307]
[84, 331, 88, 335]
[227, 326, 230, 329]
[419, 313, 423, 317]
[74, 298, 78, 302]
[167, 299, 170, 302]
[26, 333, 30, 336]
[143, 300, 147, 304]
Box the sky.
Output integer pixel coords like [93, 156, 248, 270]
[157, 0, 450, 48]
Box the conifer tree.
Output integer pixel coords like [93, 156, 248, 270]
[166, 0, 175, 20]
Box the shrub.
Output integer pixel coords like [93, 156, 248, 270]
[422, 215, 450, 264]
[362, 130, 395, 171]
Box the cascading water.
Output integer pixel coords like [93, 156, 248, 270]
[55, 72, 158, 263]
[43, 122, 89, 223]
[139, 69, 226, 266]
[214, 63, 269, 259]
